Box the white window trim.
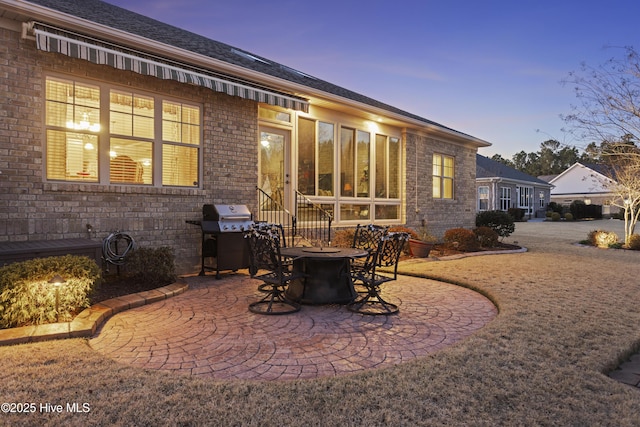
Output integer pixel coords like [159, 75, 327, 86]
[44, 73, 202, 188]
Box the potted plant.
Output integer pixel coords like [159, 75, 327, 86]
[408, 225, 437, 258]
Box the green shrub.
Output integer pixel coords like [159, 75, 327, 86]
[474, 226, 499, 248]
[547, 202, 563, 214]
[564, 213, 574, 221]
[587, 230, 619, 248]
[546, 211, 553, 218]
[627, 234, 640, 250]
[476, 210, 515, 239]
[123, 246, 176, 284]
[0, 255, 101, 329]
[443, 228, 480, 252]
[507, 208, 525, 221]
[551, 212, 561, 221]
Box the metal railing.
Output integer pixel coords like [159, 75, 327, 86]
[256, 187, 296, 247]
[256, 187, 333, 247]
[294, 190, 333, 247]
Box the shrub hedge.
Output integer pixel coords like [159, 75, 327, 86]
[443, 228, 480, 252]
[476, 210, 515, 239]
[123, 246, 176, 285]
[474, 226, 499, 248]
[0, 255, 101, 329]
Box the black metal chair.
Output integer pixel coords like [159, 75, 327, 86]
[347, 231, 409, 315]
[351, 224, 390, 293]
[245, 227, 302, 315]
[252, 222, 291, 293]
[352, 223, 389, 253]
[253, 222, 288, 247]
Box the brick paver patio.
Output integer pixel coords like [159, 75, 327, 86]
[89, 273, 497, 381]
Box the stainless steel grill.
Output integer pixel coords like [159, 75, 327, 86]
[187, 204, 254, 279]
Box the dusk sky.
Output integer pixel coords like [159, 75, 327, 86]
[105, 0, 639, 158]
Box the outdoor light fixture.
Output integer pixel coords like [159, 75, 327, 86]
[48, 274, 66, 322]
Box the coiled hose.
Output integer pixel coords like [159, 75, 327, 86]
[102, 231, 136, 265]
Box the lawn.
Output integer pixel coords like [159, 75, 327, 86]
[1, 220, 639, 426]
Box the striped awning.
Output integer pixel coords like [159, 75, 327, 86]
[31, 23, 309, 112]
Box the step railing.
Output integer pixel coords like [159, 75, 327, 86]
[294, 190, 333, 247]
[256, 187, 296, 247]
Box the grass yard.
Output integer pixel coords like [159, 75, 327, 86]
[1, 220, 639, 426]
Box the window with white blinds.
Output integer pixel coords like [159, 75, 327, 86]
[45, 75, 201, 187]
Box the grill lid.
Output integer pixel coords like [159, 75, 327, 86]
[203, 204, 252, 221]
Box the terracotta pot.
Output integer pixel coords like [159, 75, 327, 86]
[409, 239, 433, 258]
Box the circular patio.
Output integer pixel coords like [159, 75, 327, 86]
[89, 273, 497, 381]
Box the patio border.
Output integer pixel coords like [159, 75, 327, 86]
[0, 246, 527, 347]
[0, 280, 188, 347]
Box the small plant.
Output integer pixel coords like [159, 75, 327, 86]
[123, 246, 176, 284]
[627, 234, 640, 250]
[587, 230, 619, 248]
[474, 226, 499, 248]
[476, 210, 515, 240]
[0, 255, 101, 329]
[443, 228, 480, 252]
[564, 213, 574, 221]
[551, 212, 561, 221]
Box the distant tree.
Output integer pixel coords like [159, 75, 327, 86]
[490, 154, 514, 168]
[562, 46, 640, 245]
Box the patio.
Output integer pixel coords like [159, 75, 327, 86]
[2, 219, 640, 425]
[89, 273, 497, 381]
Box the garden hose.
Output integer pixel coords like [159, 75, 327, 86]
[102, 231, 136, 265]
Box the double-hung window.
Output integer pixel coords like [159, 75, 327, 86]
[433, 154, 454, 199]
[478, 186, 489, 210]
[500, 187, 511, 211]
[45, 76, 201, 187]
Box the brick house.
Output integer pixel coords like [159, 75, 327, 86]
[1, 0, 490, 273]
[476, 154, 552, 219]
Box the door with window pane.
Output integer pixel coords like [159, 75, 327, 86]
[258, 126, 291, 213]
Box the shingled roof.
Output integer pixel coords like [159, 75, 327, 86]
[476, 154, 552, 186]
[23, 0, 479, 140]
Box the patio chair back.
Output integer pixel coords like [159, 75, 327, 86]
[245, 227, 284, 278]
[245, 226, 301, 314]
[352, 224, 389, 252]
[347, 231, 409, 315]
[253, 222, 287, 247]
[377, 231, 409, 279]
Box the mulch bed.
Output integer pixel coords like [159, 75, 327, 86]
[90, 274, 173, 304]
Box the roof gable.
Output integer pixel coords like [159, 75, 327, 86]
[549, 162, 617, 194]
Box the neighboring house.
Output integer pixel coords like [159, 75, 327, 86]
[0, 0, 490, 273]
[545, 163, 618, 217]
[476, 154, 552, 218]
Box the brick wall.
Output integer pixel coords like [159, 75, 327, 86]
[0, 27, 258, 274]
[404, 130, 477, 238]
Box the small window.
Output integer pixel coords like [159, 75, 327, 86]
[433, 154, 454, 199]
[478, 186, 489, 211]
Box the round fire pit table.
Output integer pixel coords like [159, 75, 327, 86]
[280, 247, 367, 305]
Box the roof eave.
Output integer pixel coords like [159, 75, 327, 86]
[3, 0, 491, 147]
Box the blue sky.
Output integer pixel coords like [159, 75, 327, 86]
[105, 0, 639, 158]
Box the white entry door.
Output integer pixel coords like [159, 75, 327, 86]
[258, 126, 291, 214]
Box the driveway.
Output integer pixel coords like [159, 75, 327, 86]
[511, 218, 626, 243]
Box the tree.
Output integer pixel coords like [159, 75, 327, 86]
[562, 46, 640, 245]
